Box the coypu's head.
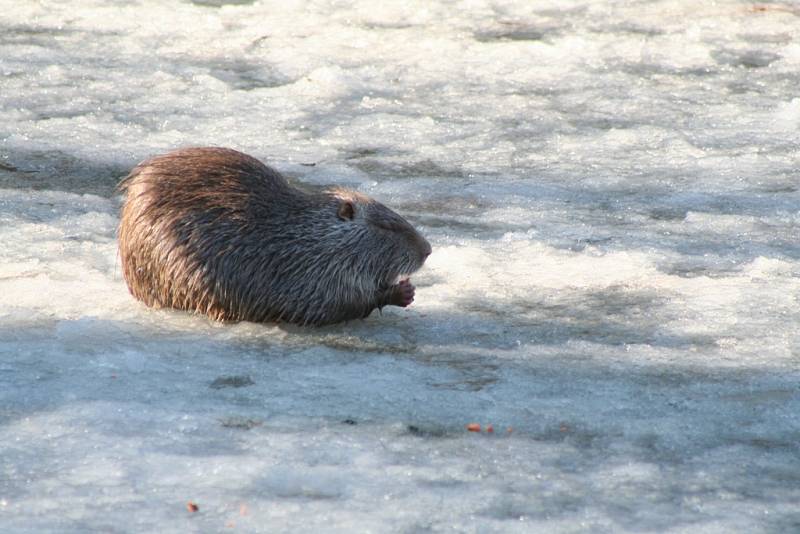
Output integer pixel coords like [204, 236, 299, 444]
[327, 188, 431, 289]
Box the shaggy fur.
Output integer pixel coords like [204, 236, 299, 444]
[118, 147, 431, 326]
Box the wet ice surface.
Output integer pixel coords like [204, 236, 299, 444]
[2, 0, 800, 531]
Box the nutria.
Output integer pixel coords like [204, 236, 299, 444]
[117, 147, 431, 326]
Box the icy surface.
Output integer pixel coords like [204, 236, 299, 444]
[2, 0, 800, 532]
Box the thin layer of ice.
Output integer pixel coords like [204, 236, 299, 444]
[1, 1, 799, 532]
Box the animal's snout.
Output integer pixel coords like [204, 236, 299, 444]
[419, 237, 432, 260]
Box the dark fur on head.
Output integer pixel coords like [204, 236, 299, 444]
[117, 147, 431, 326]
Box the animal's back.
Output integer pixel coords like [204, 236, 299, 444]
[119, 146, 289, 213]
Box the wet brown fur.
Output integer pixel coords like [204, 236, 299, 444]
[118, 147, 431, 326]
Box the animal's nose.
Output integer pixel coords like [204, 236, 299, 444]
[420, 238, 432, 259]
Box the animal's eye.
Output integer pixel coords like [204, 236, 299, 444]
[373, 219, 399, 232]
[337, 201, 355, 221]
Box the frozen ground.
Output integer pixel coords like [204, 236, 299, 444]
[2, 0, 800, 532]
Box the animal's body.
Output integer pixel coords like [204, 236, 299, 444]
[117, 147, 431, 326]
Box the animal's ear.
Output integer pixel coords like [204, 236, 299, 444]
[337, 200, 355, 221]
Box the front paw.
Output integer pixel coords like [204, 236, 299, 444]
[390, 278, 415, 307]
